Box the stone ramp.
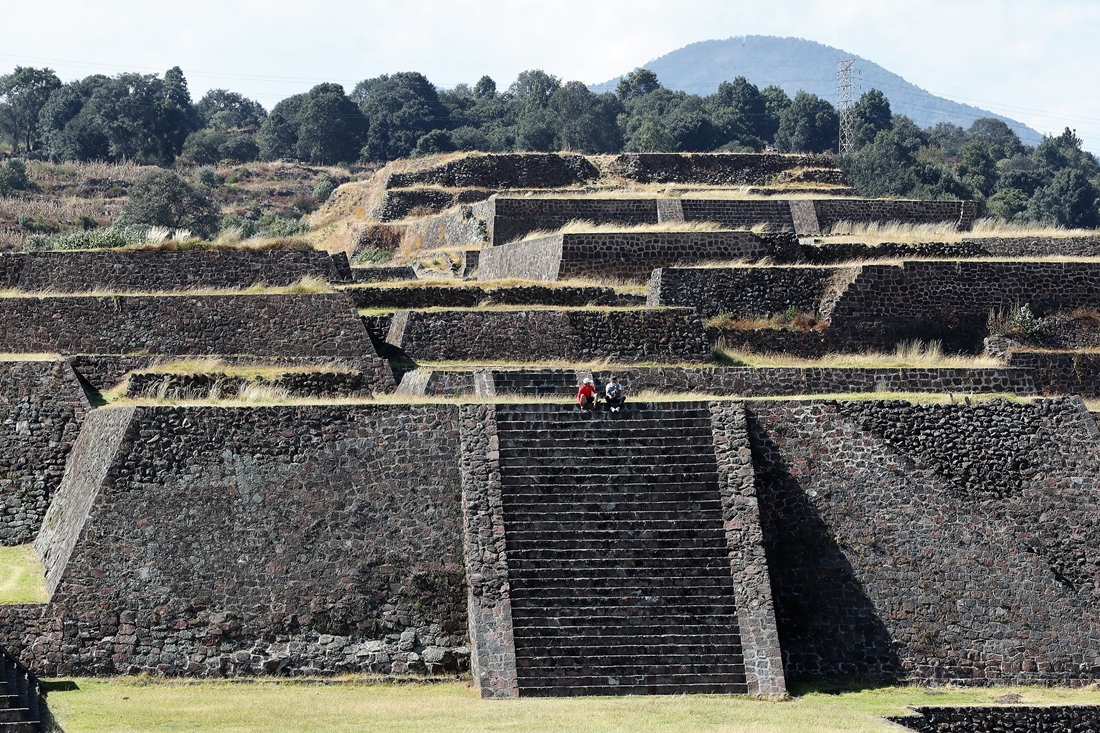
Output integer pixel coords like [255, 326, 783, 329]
[494, 404, 748, 696]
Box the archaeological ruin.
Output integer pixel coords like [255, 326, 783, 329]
[4, 151, 1100, 726]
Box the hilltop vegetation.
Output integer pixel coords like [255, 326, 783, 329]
[1, 63, 1099, 237]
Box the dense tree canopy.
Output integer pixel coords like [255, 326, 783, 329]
[4, 62, 1100, 229]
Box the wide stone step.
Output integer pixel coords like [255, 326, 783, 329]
[514, 641, 743, 659]
[0, 696, 14, 711]
[499, 424, 712, 435]
[509, 575, 733, 590]
[507, 518, 725, 532]
[0, 709, 31, 724]
[510, 603, 741, 620]
[498, 458, 718, 472]
[506, 540, 729, 555]
[501, 474, 721, 488]
[506, 524, 725, 539]
[496, 420, 713, 433]
[508, 582, 735, 598]
[517, 672, 747, 688]
[507, 559, 733, 575]
[517, 680, 747, 697]
[513, 616, 742, 632]
[501, 504, 724, 519]
[499, 444, 716, 457]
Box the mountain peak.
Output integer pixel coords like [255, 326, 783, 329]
[592, 35, 1042, 146]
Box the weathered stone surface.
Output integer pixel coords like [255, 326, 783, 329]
[479, 231, 770, 282]
[0, 360, 89, 545]
[608, 153, 835, 185]
[889, 705, 1100, 731]
[386, 308, 711, 363]
[12, 404, 470, 678]
[0, 294, 378, 360]
[750, 397, 1100, 685]
[385, 154, 598, 190]
[0, 250, 348, 293]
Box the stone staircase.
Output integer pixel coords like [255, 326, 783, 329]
[0, 648, 41, 732]
[494, 403, 747, 696]
[492, 369, 578, 396]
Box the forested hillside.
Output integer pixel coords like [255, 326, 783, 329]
[1, 64, 1098, 228]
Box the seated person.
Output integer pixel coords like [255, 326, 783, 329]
[576, 377, 598, 411]
[604, 376, 626, 411]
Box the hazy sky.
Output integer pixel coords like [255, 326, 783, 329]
[5, 0, 1100, 150]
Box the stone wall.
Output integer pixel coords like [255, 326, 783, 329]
[961, 235, 1100, 257]
[344, 283, 621, 309]
[814, 199, 980, 231]
[890, 706, 1100, 731]
[387, 308, 712, 363]
[825, 261, 1100, 350]
[385, 153, 598, 189]
[399, 202, 490, 251]
[0, 360, 89, 545]
[457, 404, 518, 698]
[750, 397, 1100, 685]
[0, 294, 377, 360]
[0, 250, 347, 293]
[709, 402, 786, 695]
[1005, 351, 1100, 397]
[15, 404, 471, 677]
[397, 366, 1037, 399]
[124, 370, 377, 400]
[479, 231, 769, 282]
[350, 266, 417, 283]
[608, 153, 835, 185]
[679, 199, 796, 231]
[648, 266, 844, 319]
[374, 188, 463, 221]
[487, 197, 658, 245]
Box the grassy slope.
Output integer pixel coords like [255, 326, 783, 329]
[0, 544, 48, 604]
[43, 679, 1100, 733]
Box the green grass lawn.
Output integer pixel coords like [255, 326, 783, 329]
[42, 678, 1100, 733]
[0, 544, 48, 604]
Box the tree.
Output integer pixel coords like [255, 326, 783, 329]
[760, 85, 791, 141]
[120, 170, 220, 237]
[35, 69, 199, 164]
[196, 89, 266, 129]
[775, 91, 839, 153]
[549, 82, 622, 153]
[851, 89, 892, 148]
[957, 141, 998, 196]
[926, 122, 969, 158]
[706, 77, 769, 149]
[1025, 168, 1100, 228]
[509, 70, 562, 103]
[359, 72, 446, 162]
[411, 129, 455, 156]
[295, 83, 366, 164]
[616, 69, 661, 101]
[257, 94, 305, 161]
[473, 76, 497, 99]
[0, 67, 62, 153]
[181, 128, 258, 164]
[967, 118, 1023, 161]
[985, 189, 1029, 221]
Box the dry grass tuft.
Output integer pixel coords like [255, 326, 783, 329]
[714, 340, 1003, 369]
[826, 218, 1100, 245]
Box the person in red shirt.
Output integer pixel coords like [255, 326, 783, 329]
[576, 377, 598, 411]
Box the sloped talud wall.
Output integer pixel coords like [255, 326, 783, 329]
[750, 397, 1100, 685]
[0, 250, 349, 293]
[18, 404, 470, 677]
[478, 232, 769, 282]
[0, 360, 89, 545]
[386, 308, 712, 363]
[0, 294, 377, 360]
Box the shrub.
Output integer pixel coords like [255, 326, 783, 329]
[0, 159, 32, 195]
[195, 166, 217, 188]
[24, 225, 145, 252]
[312, 174, 335, 202]
[351, 247, 394, 266]
[988, 303, 1043, 338]
[256, 213, 311, 238]
[219, 213, 258, 239]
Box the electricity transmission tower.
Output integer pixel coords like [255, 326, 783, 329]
[837, 60, 859, 155]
